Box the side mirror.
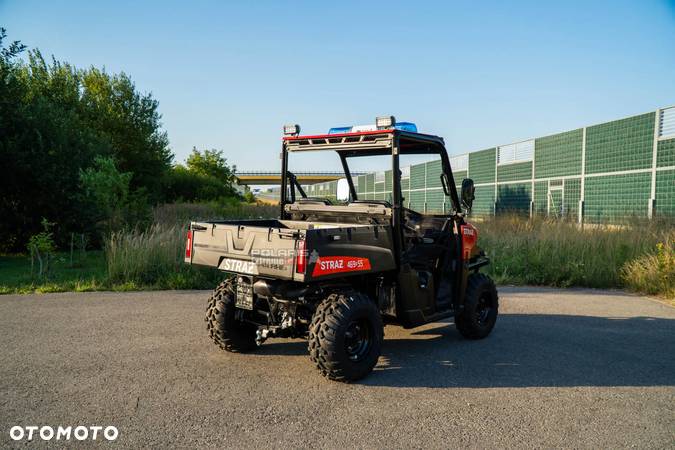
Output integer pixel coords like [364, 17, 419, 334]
[336, 178, 350, 202]
[461, 178, 475, 211]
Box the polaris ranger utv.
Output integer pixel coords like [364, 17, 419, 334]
[185, 116, 498, 382]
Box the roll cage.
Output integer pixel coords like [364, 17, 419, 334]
[280, 129, 462, 223]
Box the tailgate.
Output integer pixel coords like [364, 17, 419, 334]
[187, 222, 301, 280]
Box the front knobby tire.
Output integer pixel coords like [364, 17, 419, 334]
[308, 291, 383, 382]
[205, 279, 258, 353]
[455, 273, 499, 339]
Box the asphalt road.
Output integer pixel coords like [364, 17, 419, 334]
[1, 288, 674, 449]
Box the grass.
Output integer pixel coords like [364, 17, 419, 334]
[0, 202, 269, 294]
[478, 215, 674, 298]
[1, 204, 673, 299]
[0, 251, 107, 294]
[0, 228, 223, 294]
[620, 238, 674, 301]
[105, 224, 223, 289]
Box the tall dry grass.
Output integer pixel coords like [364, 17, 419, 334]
[103, 204, 278, 289]
[478, 215, 674, 295]
[105, 224, 185, 284]
[620, 233, 674, 299]
[104, 224, 222, 289]
[104, 205, 673, 297]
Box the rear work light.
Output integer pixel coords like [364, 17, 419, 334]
[283, 124, 301, 136]
[296, 240, 306, 274]
[376, 115, 396, 129]
[185, 230, 193, 259]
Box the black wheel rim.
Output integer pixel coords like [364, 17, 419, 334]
[475, 292, 492, 326]
[344, 319, 372, 362]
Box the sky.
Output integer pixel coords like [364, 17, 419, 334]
[2, 0, 675, 172]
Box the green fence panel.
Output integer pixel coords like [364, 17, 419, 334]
[410, 163, 426, 190]
[563, 178, 581, 219]
[356, 175, 366, 194]
[497, 161, 532, 182]
[655, 169, 675, 218]
[584, 172, 651, 222]
[453, 170, 467, 182]
[408, 191, 425, 211]
[496, 183, 531, 214]
[425, 190, 446, 213]
[366, 173, 375, 193]
[468, 148, 496, 184]
[425, 160, 443, 188]
[471, 184, 495, 216]
[533, 181, 548, 215]
[535, 129, 583, 178]
[657, 138, 675, 168]
[585, 113, 655, 174]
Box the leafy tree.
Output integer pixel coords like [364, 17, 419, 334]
[243, 191, 257, 203]
[0, 29, 171, 251]
[187, 148, 236, 183]
[164, 148, 240, 202]
[80, 68, 172, 200]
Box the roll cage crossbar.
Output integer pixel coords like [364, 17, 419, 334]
[280, 129, 462, 218]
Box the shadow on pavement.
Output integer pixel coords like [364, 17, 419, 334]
[256, 313, 675, 388]
[365, 314, 675, 388]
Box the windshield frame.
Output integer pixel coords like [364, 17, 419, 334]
[280, 130, 462, 217]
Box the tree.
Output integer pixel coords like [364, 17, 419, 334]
[0, 29, 171, 251]
[162, 148, 240, 202]
[80, 68, 172, 200]
[186, 148, 237, 183]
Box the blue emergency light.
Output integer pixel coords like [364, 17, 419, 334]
[328, 116, 418, 134]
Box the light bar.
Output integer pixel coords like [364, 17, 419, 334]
[283, 124, 301, 136]
[376, 115, 396, 129]
[327, 121, 418, 134]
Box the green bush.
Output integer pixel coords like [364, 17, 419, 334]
[80, 156, 151, 234]
[621, 234, 675, 299]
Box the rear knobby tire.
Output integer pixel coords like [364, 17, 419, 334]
[205, 279, 258, 353]
[455, 273, 499, 339]
[308, 291, 383, 382]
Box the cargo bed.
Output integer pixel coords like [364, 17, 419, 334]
[186, 219, 396, 282]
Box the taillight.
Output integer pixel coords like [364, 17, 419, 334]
[460, 223, 477, 260]
[296, 240, 306, 274]
[185, 230, 193, 259]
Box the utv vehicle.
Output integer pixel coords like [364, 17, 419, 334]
[185, 116, 498, 382]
